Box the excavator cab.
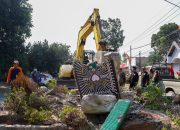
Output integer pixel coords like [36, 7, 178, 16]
[83, 50, 95, 64]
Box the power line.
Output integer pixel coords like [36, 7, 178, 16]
[131, 43, 151, 50]
[123, 1, 180, 47]
[124, 29, 179, 55]
[129, 8, 178, 43]
[164, 0, 180, 8]
[123, 49, 153, 61]
[126, 43, 150, 52]
[122, 11, 180, 54]
[125, 2, 180, 45]
[130, 9, 180, 44]
[133, 48, 153, 57]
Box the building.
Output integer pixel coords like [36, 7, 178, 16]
[166, 41, 180, 78]
[131, 57, 149, 70]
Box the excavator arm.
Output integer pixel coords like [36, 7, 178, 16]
[75, 8, 106, 62]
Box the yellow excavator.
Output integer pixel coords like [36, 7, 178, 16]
[59, 8, 106, 80]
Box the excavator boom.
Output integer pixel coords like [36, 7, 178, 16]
[76, 8, 106, 62]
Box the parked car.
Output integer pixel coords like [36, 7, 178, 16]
[160, 79, 180, 95]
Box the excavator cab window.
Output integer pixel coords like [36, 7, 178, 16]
[83, 54, 89, 64]
[82, 50, 95, 65]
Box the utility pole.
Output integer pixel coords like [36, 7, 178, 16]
[130, 45, 132, 69]
[139, 51, 141, 71]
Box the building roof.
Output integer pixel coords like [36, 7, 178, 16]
[167, 41, 180, 57]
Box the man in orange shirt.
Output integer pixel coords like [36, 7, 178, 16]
[7, 60, 23, 84]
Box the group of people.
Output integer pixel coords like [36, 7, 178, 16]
[7, 60, 160, 92]
[119, 66, 160, 90]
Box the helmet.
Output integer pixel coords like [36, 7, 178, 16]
[13, 60, 19, 64]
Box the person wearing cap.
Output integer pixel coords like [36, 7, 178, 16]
[6, 60, 23, 84]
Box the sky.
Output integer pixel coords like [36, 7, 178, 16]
[27, 0, 180, 57]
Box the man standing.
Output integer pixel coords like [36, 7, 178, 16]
[129, 66, 139, 90]
[141, 68, 149, 88]
[7, 60, 23, 84]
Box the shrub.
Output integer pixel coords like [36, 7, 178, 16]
[28, 92, 49, 110]
[11, 74, 38, 94]
[5, 87, 28, 115]
[137, 83, 180, 128]
[49, 85, 69, 96]
[47, 79, 57, 88]
[68, 89, 77, 95]
[173, 116, 180, 126]
[138, 83, 172, 112]
[166, 110, 180, 127]
[59, 105, 86, 128]
[24, 107, 52, 124]
[5, 87, 52, 124]
[59, 85, 69, 94]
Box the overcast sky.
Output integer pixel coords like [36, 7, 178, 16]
[27, 0, 180, 57]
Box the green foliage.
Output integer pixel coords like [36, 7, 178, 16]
[138, 82, 180, 128]
[68, 89, 77, 95]
[101, 18, 125, 51]
[149, 23, 178, 63]
[28, 40, 71, 74]
[28, 40, 49, 72]
[0, 0, 33, 76]
[173, 116, 180, 126]
[5, 87, 52, 124]
[139, 83, 172, 111]
[148, 51, 162, 65]
[166, 110, 180, 127]
[161, 128, 168, 130]
[59, 105, 86, 127]
[48, 85, 69, 96]
[28, 92, 49, 110]
[58, 85, 69, 94]
[47, 79, 57, 88]
[24, 107, 52, 124]
[5, 87, 28, 114]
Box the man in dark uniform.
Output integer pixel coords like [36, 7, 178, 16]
[129, 66, 139, 90]
[141, 67, 149, 88]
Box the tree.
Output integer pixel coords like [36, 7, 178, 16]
[28, 40, 49, 72]
[101, 18, 125, 51]
[150, 23, 178, 63]
[28, 40, 71, 74]
[0, 0, 32, 79]
[46, 43, 71, 74]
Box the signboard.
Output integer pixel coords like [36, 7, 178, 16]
[73, 60, 120, 98]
